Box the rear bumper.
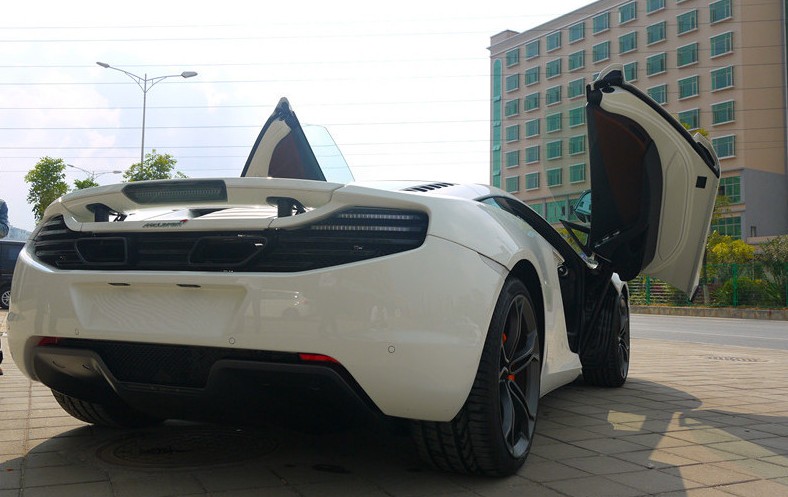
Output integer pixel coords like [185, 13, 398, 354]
[8, 235, 503, 421]
[33, 339, 378, 427]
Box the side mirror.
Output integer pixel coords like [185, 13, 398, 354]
[573, 190, 592, 223]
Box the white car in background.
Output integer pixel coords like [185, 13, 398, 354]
[7, 65, 719, 476]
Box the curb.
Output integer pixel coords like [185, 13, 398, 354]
[632, 304, 788, 321]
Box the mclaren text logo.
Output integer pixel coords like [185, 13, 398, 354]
[142, 220, 188, 228]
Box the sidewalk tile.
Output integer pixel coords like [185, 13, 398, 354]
[518, 460, 591, 482]
[13, 482, 113, 497]
[607, 469, 702, 493]
[718, 479, 788, 497]
[543, 475, 643, 497]
[665, 463, 755, 486]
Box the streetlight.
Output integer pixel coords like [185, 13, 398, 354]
[67, 164, 122, 181]
[96, 61, 198, 165]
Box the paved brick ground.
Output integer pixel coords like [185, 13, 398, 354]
[1, 310, 787, 496]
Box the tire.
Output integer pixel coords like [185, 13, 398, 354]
[52, 390, 164, 428]
[0, 285, 10, 309]
[411, 279, 541, 476]
[581, 289, 630, 387]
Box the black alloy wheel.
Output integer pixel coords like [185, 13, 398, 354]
[581, 288, 631, 388]
[615, 294, 630, 380]
[410, 278, 542, 476]
[499, 292, 541, 459]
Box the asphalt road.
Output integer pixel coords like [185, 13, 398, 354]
[631, 313, 788, 350]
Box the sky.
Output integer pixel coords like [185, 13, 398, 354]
[1, 0, 592, 232]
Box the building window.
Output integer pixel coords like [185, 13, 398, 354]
[546, 59, 562, 79]
[718, 176, 741, 203]
[505, 175, 520, 193]
[677, 10, 698, 35]
[623, 61, 638, 82]
[528, 202, 544, 216]
[619, 2, 637, 24]
[710, 0, 732, 24]
[505, 150, 520, 168]
[677, 43, 698, 67]
[525, 145, 540, 164]
[646, 52, 666, 75]
[524, 66, 540, 86]
[569, 135, 586, 155]
[647, 84, 668, 104]
[546, 200, 567, 223]
[546, 31, 561, 52]
[592, 41, 610, 63]
[678, 109, 700, 130]
[505, 124, 520, 142]
[547, 168, 563, 187]
[524, 92, 540, 112]
[569, 106, 586, 127]
[569, 163, 586, 183]
[711, 66, 734, 91]
[546, 85, 562, 106]
[568, 50, 585, 72]
[646, 0, 665, 14]
[568, 22, 585, 43]
[546, 112, 562, 133]
[546, 140, 562, 160]
[711, 216, 741, 239]
[504, 98, 519, 117]
[568, 78, 585, 99]
[525, 119, 540, 137]
[710, 32, 733, 57]
[677, 75, 699, 99]
[505, 73, 520, 92]
[505, 48, 520, 67]
[525, 172, 540, 190]
[525, 40, 540, 59]
[646, 21, 666, 45]
[712, 100, 735, 125]
[593, 12, 609, 34]
[712, 135, 735, 158]
[619, 32, 637, 54]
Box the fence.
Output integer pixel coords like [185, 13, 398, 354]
[628, 263, 788, 308]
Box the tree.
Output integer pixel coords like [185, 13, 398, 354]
[123, 149, 187, 182]
[24, 157, 69, 222]
[706, 231, 755, 265]
[756, 234, 788, 296]
[73, 177, 99, 190]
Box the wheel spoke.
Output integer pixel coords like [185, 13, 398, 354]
[508, 378, 534, 423]
[510, 333, 538, 376]
[499, 382, 515, 440]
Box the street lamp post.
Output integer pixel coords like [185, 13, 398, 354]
[67, 164, 122, 181]
[96, 62, 198, 165]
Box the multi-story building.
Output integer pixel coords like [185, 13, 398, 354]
[489, 0, 788, 240]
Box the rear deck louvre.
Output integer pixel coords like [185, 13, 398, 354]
[33, 208, 428, 272]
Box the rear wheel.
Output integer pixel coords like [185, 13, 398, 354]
[411, 279, 541, 476]
[0, 285, 10, 309]
[582, 289, 630, 387]
[52, 390, 163, 428]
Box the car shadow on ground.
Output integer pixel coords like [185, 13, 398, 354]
[2, 376, 786, 496]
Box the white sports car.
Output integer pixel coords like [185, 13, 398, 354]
[7, 66, 719, 476]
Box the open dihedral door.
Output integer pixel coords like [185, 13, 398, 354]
[583, 65, 720, 296]
[242, 97, 354, 184]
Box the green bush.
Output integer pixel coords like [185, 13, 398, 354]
[711, 277, 783, 307]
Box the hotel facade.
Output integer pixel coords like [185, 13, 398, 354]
[489, 0, 788, 240]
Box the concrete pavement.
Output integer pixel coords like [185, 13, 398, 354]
[1, 309, 787, 496]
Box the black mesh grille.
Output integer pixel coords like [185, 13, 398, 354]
[47, 339, 301, 388]
[33, 208, 428, 272]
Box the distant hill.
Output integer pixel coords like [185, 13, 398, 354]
[4, 226, 32, 241]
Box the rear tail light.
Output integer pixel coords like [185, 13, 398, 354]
[298, 353, 340, 364]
